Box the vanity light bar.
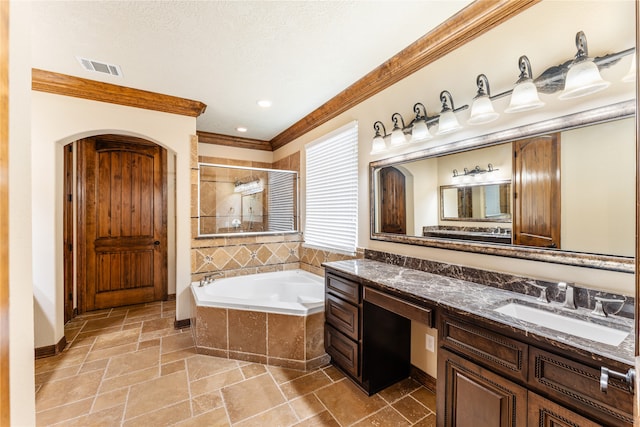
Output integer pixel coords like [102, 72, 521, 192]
[370, 30, 635, 155]
[452, 164, 499, 178]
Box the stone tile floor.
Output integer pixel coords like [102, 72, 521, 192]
[35, 300, 436, 426]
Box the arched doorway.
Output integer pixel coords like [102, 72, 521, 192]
[65, 134, 168, 319]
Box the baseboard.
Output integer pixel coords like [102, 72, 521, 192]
[410, 364, 436, 393]
[35, 335, 67, 359]
[174, 318, 191, 329]
[166, 293, 176, 301]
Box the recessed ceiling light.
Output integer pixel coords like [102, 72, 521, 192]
[257, 100, 272, 108]
[236, 127, 248, 133]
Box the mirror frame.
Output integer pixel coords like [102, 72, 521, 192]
[197, 163, 299, 237]
[370, 100, 636, 273]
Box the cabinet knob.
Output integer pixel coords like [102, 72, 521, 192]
[600, 367, 635, 393]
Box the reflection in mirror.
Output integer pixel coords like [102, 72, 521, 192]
[198, 163, 298, 236]
[371, 103, 635, 272]
[440, 181, 511, 222]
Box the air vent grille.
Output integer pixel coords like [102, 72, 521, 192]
[76, 56, 122, 77]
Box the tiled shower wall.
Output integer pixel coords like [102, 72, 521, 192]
[191, 140, 361, 282]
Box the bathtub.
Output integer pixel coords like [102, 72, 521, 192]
[191, 269, 324, 315]
[190, 269, 329, 370]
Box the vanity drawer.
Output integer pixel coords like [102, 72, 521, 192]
[325, 323, 359, 378]
[439, 314, 528, 383]
[326, 273, 360, 304]
[529, 347, 633, 427]
[326, 293, 360, 340]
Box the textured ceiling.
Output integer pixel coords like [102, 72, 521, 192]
[31, 1, 473, 141]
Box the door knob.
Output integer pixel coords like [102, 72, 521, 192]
[153, 240, 160, 246]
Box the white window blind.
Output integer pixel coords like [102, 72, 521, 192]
[305, 121, 358, 254]
[267, 170, 295, 232]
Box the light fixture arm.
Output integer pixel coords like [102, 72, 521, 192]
[391, 112, 406, 131]
[517, 55, 534, 82]
[476, 74, 491, 97]
[574, 30, 589, 61]
[440, 90, 455, 111]
[373, 121, 387, 137]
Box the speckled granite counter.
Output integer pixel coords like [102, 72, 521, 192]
[323, 259, 634, 367]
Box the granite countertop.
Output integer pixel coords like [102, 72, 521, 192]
[323, 259, 635, 367]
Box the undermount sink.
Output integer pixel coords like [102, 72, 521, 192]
[494, 301, 629, 346]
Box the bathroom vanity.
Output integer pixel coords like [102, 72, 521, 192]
[323, 259, 634, 427]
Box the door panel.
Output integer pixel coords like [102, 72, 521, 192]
[380, 166, 406, 234]
[513, 135, 561, 248]
[78, 136, 167, 312]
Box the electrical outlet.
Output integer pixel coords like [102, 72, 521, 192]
[425, 334, 435, 352]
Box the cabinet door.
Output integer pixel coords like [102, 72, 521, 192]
[437, 348, 527, 427]
[528, 392, 601, 427]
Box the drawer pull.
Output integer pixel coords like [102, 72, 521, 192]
[600, 367, 635, 393]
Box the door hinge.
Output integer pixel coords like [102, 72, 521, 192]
[67, 145, 73, 153]
[67, 194, 72, 202]
[514, 192, 518, 199]
[68, 243, 73, 252]
[68, 292, 73, 301]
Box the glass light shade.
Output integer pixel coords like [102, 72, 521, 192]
[467, 96, 499, 125]
[410, 119, 432, 142]
[505, 80, 544, 113]
[622, 53, 635, 83]
[370, 135, 386, 154]
[390, 127, 407, 147]
[436, 110, 462, 135]
[558, 59, 610, 100]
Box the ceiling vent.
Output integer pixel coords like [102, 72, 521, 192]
[76, 56, 123, 77]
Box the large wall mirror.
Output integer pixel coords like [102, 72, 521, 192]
[198, 163, 298, 237]
[371, 101, 635, 273]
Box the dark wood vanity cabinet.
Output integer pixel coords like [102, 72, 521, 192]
[438, 312, 633, 427]
[324, 271, 411, 395]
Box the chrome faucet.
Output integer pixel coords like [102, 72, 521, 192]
[530, 283, 549, 303]
[199, 272, 224, 287]
[557, 282, 576, 309]
[592, 296, 626, 317]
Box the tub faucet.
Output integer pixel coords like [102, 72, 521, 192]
[557, 282, 576, 309]
[199, 272, 224, 287]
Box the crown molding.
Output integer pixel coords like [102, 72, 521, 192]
[32, 68, 207, 117]
[269, 0, 541, 150]
[196, 131, 272, 151]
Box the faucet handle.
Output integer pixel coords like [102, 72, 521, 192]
[592, 296, 626, 317]
[531, 283, 549, 303]
[558, 282, 577, 309]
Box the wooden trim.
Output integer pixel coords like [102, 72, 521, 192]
[34, 336, 67, 359]
[0, 1, 9, 423]
[410, 364, 437, 394]
[269, 0, 541, 150]
[174, 318, 191, 329]
[166, 293, 176, 301]
[197, 131, 272, 152]
[32, 68, 207, 117]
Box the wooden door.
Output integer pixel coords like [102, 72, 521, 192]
[78, 135, 167, 312]
[380, 166, 406, 234]
[437, 348, 528, 427]
[513, 135, 561, 249]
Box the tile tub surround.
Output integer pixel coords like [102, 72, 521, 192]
[191, 303, 329, 371]
[324, 258, 634, 367]
[365, 249, 635, 319]
[37, 300, 437, 426]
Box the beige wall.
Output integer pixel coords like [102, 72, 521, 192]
[274, 0, 636, 296]
[9, 1, 36, 423]
[273, 1, 636, 377]
[31, 91, 196, 348]
[561, 118, 635, 256]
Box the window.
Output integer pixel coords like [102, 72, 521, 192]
[305, 121, 358, 254]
